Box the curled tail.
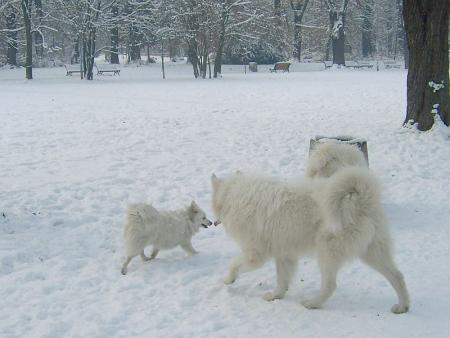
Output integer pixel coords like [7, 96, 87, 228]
[322, 167, 381, 233]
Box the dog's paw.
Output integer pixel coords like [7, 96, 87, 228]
[223, 275, 236, 285]
[301, 299, 321, 309]
[263, 292, 279, 301]
[391, 304, 409, 314]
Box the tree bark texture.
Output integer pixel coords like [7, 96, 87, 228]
[403, 0, 449, 130]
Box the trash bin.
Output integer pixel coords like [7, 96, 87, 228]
[309, 135, 369, 165]
[248, 62, 258, 72]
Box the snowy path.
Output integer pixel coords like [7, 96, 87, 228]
[1, 67, 449, 337]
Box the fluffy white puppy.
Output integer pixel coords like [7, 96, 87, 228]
[211, 169, 409, 313]
[306, 142, 368, 178]
[121, 201, 212, 275]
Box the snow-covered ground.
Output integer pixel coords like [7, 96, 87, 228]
[1, 65, 449, 338]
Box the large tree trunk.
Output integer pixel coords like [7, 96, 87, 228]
[22, 0, 33, 79]
[403, 0, 449, 130]
[110, 5, 120, 64]
[330, 10, 345, 66]
[6, 10, 18, 66]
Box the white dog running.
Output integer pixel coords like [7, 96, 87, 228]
[121, 201, 212, 275]
[211, 169, 409, 313]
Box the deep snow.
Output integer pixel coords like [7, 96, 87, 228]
[1, 64, 450, 338]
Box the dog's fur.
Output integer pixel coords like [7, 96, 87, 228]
[211, 169, 409, 313]
[121, 201, 212, 275]
[306, 142, 368, 178]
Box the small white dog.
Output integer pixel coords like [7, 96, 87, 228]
[306, 142, 368, 178]
[121, 201, 212, 275]
[211, 169, 409, 313]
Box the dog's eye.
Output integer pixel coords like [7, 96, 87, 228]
[202, 217, 206, 220]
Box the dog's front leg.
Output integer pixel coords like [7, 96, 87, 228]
[264, 257, 298, 301]
[224, 254, 264, 285]
[181, 240, 198, 255]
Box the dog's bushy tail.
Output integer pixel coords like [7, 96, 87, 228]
[322, 166, 381, 233]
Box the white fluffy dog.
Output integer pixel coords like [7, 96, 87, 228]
[211, 169, 409, 313]
[306, 142, 368, 178]
[121, 201, 212, 275]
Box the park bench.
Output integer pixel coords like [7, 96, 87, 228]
[323, 61, 333, 69]
[384, 60, 402, 69]
[64, 64, 82, 76]
[346, 61, 374, 69]
[269, 62, 291, 73]
[95, 64, 121, 75]
[354, 61, 374, 69]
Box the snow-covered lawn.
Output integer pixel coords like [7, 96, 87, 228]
[1, 65, 449, 338]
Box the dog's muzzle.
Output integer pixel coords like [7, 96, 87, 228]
[202, 220, 213, 228]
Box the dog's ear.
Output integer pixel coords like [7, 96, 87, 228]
[211, 173, 221, 189]
[190, 200, 199, 213]
[189, 201, 199, 221]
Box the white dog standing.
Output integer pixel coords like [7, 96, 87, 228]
[121, 201, 212, 275]
[211, 169, 409, 313]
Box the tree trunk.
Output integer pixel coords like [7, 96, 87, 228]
[293, 15, 302, 61]
[6, 10, 18, 66]
[110, 5, 120, 64]
[85, 30, 96, 80]
[22, 0, 33, 79]
[291, 0, 309, 62]
[161, 39, 165, 79]
[330, 10, 345, 66]
[188, 39, 200, 78]
[361, 1, 374, 58]
[273, 0, 283, 27]
[214, 3, 227, 78]
[200, 33, 208, 79]
[34, 0, 44, 59]
[403, 0, 449, 130]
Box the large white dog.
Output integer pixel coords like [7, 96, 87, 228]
[121, 201, 212, 275]
[306, 141, 368, 178]
[211, 169, 409, 313]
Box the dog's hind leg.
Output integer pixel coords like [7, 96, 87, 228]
[264, 256, 298, 301]
[302, 251, 343, 309]
[140, 250, 152, 261]
[150, 248, 159, 259]
[361, 241, 410, 314]
[224, 253, 264, 285]
[121, 256, 134, 275]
